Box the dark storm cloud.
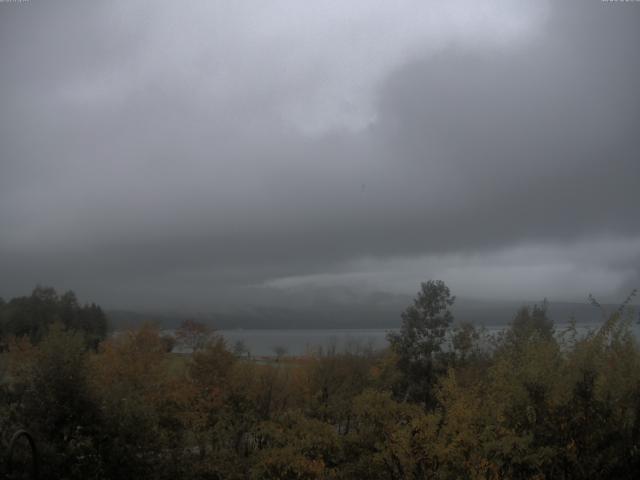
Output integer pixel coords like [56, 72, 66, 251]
[0, 0, 638, 307]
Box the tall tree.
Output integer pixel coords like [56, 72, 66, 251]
[387, 280, 455, 407]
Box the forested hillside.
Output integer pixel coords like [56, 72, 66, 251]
[105, 296, 615, 331]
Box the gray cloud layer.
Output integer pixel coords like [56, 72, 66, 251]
[1, 0, 639, 309]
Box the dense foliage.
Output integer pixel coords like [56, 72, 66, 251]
[0, 283, 639, 479]
[0, 286, 108, 348]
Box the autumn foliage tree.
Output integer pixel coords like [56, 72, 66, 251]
[1, 283, 640, 479]
[175, 318, 211, 352]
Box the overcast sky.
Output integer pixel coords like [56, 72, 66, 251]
[1, 0, 639, 310]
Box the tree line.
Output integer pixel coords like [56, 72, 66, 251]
[0, 286, 108, 349]
[0, 282, 639, 479]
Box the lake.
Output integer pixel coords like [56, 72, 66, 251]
[214, 321, 640, 357]
[218, 328, 392, 356]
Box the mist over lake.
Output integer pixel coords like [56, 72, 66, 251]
[208, 321, 640, 357]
